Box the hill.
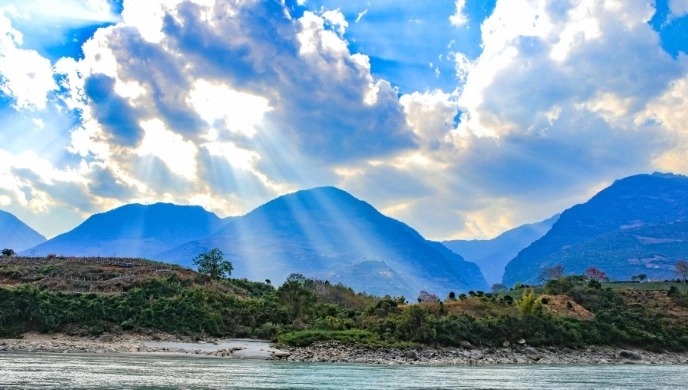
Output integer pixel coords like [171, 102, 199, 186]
[442, 214, 559, 285]
[157, 187, 488, 298]
[0, 210, 46, 252]
[24, 203, 225, 259]
[503, 173, 688, 285]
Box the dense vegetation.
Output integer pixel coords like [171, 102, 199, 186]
[2, 257, 688, 352]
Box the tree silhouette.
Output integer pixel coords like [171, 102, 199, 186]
[1, 248, 15, 257]
[676, 260, 688, 283]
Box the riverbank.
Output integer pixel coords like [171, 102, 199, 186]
[2, 334, 688, 365]
[0, 333, 289, 359]
[280, 341, 688, 365]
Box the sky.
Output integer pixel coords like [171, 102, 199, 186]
[0, 0, 687, 240]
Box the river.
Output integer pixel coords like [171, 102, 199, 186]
[1, 352, 686, 389]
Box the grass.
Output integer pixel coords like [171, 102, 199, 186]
[603, 282, 688, 291]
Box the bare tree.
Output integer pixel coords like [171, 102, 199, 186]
[676, 260, 688, 283]
[538, 265, 564, 283]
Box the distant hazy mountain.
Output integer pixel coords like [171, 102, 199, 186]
[24, 203, 225, 258]
[158, 187, 488, 298]
[442, 214, 559, 285]
[0, 210, 46, 252]
[503, 173, 688, 286]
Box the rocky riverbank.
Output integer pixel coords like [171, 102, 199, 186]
[280, 341, 688, 365]
[2, 334, 688, 365]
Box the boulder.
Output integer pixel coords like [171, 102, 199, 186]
[524, 347, 540, 361]
[619, 350, 642, 360]
[403, 351, 418, 360]
[459, 340, 473, 349]
[502, 341, 510, 348]
[517, 338, 527, 346]
[273, 351, 291, 359]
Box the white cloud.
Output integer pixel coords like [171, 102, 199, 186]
[669, 0, 688, 18]
[5, 0, 688, 243]
[2, 0, 119, 25]
[0, 12, 56, 109]
[355, 9, 367, 23]
[137, 119, 198, 181]
[449, 0, 468, 27]
[188, 79, 271, 138]
[321, 9, 348, 35]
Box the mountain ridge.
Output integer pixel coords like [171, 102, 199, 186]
[502, 172, 688, 285]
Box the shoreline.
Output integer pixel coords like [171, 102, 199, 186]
[280, 342, 688, 365]
[0, 333, 288, 360]
[2, 334, 688, 365]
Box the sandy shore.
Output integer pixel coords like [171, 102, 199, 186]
[2, 334, 688, 365]
[0, 333, 290, 360]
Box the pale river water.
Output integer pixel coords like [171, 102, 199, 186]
[1, 352, 687, 389]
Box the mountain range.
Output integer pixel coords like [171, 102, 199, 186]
[8, 172, 688, 295]
[503, 173, 688, 285]
[156, 187, 488, 297]
[16, 187, 488, 298]
[443, 214, 559, 286]
[0, 210, 46, 252]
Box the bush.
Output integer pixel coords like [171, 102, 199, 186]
[278, 329, 378, 347]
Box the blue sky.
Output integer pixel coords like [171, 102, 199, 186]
[1, 0, 688, 240]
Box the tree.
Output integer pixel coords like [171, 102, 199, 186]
[192, 248, 233, 280]
[417, 290, 439, 303]
[491, 283, 507, 293]
[676, 260, 688, 283]
[538, 265, 564, 283]
[638, 274, 647, 282]
[1, 248, 15, 257]
[447, 291, 456, 301]
[277, 279, 314, 319]
[585, 267, 608, 282]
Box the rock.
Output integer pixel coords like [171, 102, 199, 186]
[128, 346, 139, 352]
[470, 351, 484, 360]
[403, 351, 418, 360]
[517, 338, 527, 346]
[524, 347, 540, 361]
[502, 341, 510, 348]
[459, 341, 472, 349]
[273, 352, 291, 359]
[619, 350, 642, 360]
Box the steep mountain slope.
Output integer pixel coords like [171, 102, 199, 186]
[539, 220, 688, 281]
[24, 203, 225, 258]
[0, 210, 46, 252]
[442, 214, 559, 285]
[503, 173, 688, 285]
[158, 187, 488, 298]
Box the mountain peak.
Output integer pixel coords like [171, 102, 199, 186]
[0, 210, 47, 252]
[24, 203, 225, 258]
